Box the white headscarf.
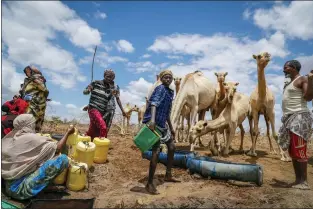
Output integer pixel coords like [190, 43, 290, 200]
[2, 114, 57, 180]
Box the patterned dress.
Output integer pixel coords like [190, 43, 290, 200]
[5, 154, 68, 200]
[22, 75, 49, 132]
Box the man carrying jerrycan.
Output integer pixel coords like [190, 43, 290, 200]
[141, 69, 180, 195]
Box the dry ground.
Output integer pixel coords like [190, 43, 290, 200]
[3, 124, 313, 208]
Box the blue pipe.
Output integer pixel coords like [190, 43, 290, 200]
[142, 150, 196, 169]
[186, 158, 263, 186]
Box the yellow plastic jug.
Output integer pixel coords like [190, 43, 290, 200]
[53, 156, 71, 185]
[76, 135, 91, 144]
[66, 162, 88, 191]
[67, 128, 78, 146]
[53, 168, 68, 185]
[75, 141, 96, 168]
[93, 137, 110, 164]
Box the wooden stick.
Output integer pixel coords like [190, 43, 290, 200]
[91, 46, 98, 82]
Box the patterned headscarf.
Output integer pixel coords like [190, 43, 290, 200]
[104, 69, 115, 79]
[159, 69, 173, 79]
[284, 60, 301, 72]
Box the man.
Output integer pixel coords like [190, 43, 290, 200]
[83, 69, 126, 139]
[142, 69, 180, 195]
[278, 60, 313, 190]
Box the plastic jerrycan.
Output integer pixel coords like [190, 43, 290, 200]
[75, 141, 96, 168]
[66, 161, 88, 191]
[53, 156, 72, 185]
[93, 137, 110, 164]
[134, 125, 162, 152]
[67, 127, 78, 158]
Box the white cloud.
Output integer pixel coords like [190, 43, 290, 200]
[116, 40, 135, 53]
[167, 55, 183, 60]
[66, 104, 78, 109]
[141, 54, 151, 59]
[295, 54, 313, 75]
[49, 100, 62, 106]
[92, 2, 100, 7]
[94, 11, 107, 19]
[126, 61, 170, 73]
[120, 78, 154, 108]
[250, 1, 313, 40]
[2, 1, 102, 89]
[79, 51, 128, 68]
[243, 9, 251, 20]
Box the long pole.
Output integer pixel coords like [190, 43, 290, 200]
[91, 46, 97, 82]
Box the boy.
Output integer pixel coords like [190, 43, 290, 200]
[142, 69, 180, 195]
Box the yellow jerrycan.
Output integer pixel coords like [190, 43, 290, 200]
[93, 137, 110, 164]
[53, 156, 71, 185]
[75, 141, 96, 168]
[67, 127, 78, 146]
[71, 135, 91, 159]
[66, 161, 88, 191]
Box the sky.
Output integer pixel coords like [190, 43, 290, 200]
[1, 1, 313, 132]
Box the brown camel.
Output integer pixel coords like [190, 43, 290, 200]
[122, 103, 139, 134]
[247, 52, 290, 161]
[170, 71, 216, 149]
[189, 82, 249, 156]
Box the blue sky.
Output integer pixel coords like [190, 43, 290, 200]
[1, 1, 313, 130]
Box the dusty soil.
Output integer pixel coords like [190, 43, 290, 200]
[3, 125, 313, 208]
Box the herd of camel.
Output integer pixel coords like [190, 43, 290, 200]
[120, 52, 311, 162]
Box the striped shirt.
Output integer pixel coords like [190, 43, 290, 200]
[143, 84, 174, 128]
[85, 80, 120, 114]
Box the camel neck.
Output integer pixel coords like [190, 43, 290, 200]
[219, 81, 226, 100]
[175, 84, 180, 94]
[257, 67, 267, 99]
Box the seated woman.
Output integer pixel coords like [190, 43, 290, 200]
[1, 114, 75, 200]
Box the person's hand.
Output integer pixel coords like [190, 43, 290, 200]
[122, 111, 127, 117]
[67, 125, 76, 135]
[148, 121, 156, 131]
[82, 106, 89, 111]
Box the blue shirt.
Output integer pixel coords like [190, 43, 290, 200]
[143, 84, 174, 128]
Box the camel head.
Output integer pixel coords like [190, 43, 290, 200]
[132, 105, 140, 112]
[223, 81, 239, 103]
[189, 120, 210, 141]
[214, 72, 228, 83]
[173, 77, 182, 86]
[253, 52, 271, 69]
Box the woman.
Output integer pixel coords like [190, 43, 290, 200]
[1, 95, 28, 138]
[1, 114, 75, 200]
[20, 66, 49, 132]
[83, 69, 126, 139]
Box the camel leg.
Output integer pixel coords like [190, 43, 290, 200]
[189, 105, 199, 151]
[209, 131, 219, 156]
[223, 127, 235, 156]
[184, 115, 191, 143]
[247, 111, 259, 157]
[239, 124, 245, 152]
[264, 114, 276, 154]
[197, 109, 206, 147]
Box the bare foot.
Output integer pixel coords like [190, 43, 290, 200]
[292, 182, 311, 190]
[164, 175, 181, 183]
[145, 184, 160, 195]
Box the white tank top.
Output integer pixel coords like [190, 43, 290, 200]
[282, 76, 308, 115]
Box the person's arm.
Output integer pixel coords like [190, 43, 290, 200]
[302, 70, 313, 101]
[116, 97, 126, 116]
[83, 82, 94, 95]
[56, 126, 75, 153]
[113, 85, 126, 116]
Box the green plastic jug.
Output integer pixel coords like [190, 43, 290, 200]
[134, 125, 162, 152]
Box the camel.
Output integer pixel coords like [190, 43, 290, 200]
[170, 71, 216, 149]
[210, 72, 229, 151]
[189, 82, 249, 156]
[122, 103, 139, 134]
[247, 52, 290, 162]
[173, 77, 190, 142]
